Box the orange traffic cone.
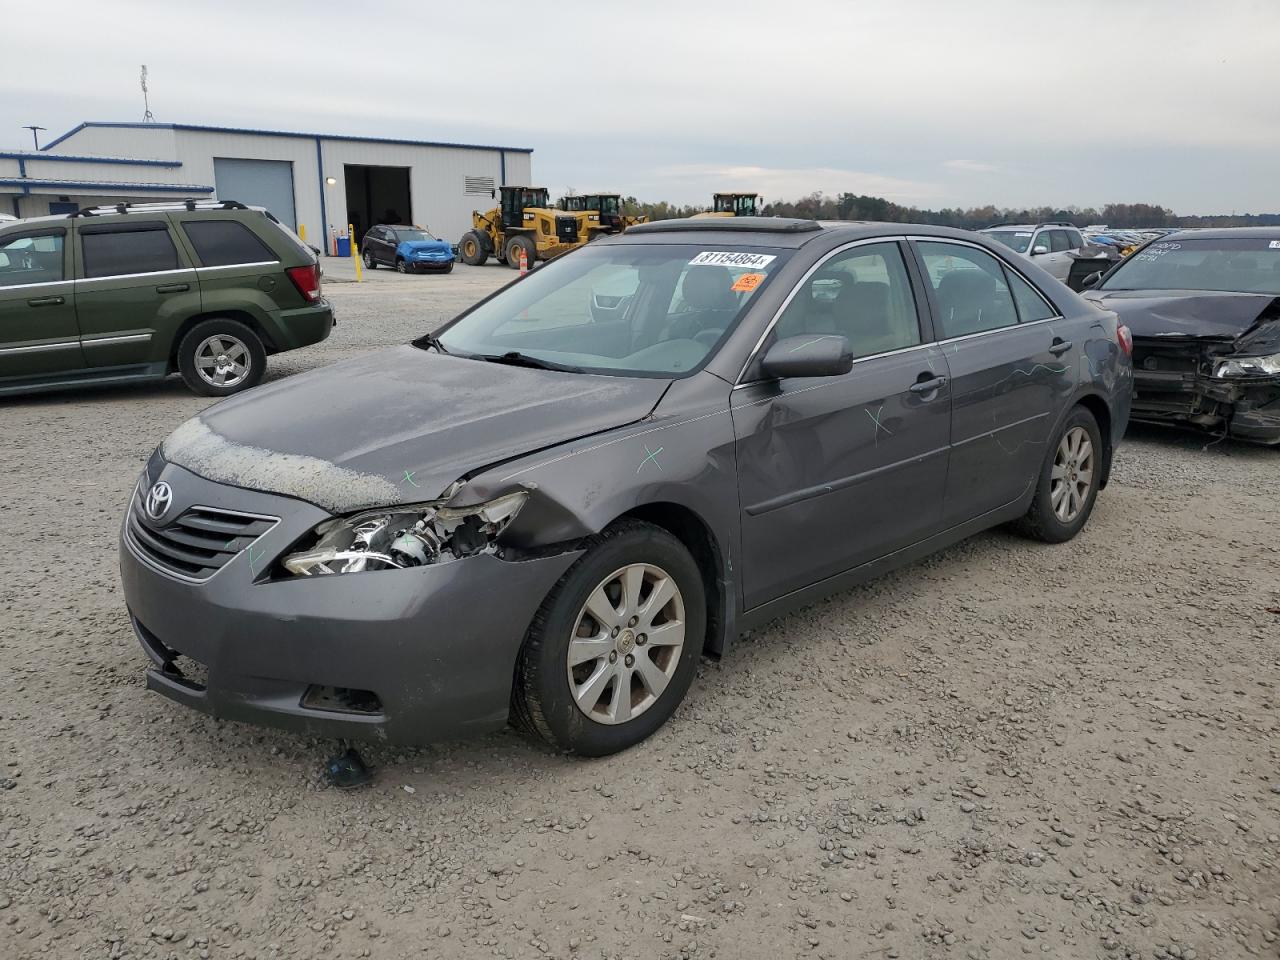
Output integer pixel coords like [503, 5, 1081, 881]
[519, 247, 529, 276]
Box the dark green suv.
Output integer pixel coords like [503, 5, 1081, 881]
[0, 200, 334, 397]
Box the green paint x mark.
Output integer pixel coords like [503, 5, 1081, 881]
[637, 444, 664, 474]
[790, 335, 835, 353]
[247, 544, 264, 577]
[403, 470, 420, 487]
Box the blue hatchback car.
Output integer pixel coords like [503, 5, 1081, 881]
[361, 224, 455, 274]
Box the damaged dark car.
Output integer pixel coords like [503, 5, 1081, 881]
[120, 218, 1131, 757]
[1082, 228, 1280, 445]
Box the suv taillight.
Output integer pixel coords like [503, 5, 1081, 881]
[1117, 324, 1133, 357]
[286, 263, 321, 303]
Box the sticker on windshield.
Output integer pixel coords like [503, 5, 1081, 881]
[1270, 240, 1280, 249]
[689, 251, 777, 269]
[731, 272, 766, 293]
[1015, 231, 1032, 237]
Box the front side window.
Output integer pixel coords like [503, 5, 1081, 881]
[986, 230, 1034, 254]
[1101, 237, 1280, 295]
[917, 242, 1019, 337]
[81, 224, 180, 278]
[182, 220, 277, 267]
[436, 243, 792, 377]
[0, 231, 64, 287]
[773, 242, 921, 359]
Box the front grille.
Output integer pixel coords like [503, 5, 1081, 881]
[127, 497, 278, 582]
[556, 216, 579, 243]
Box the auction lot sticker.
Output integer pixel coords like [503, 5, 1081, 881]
[731, 272, 766, 292]
[690, 251, 777, 269]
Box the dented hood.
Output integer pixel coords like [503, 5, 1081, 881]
[162, 345, 668, 513]
[1082, 288, 1280, 340]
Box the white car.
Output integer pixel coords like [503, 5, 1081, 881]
[980, 222, 1088, 282]
[0, 213, 17, 223]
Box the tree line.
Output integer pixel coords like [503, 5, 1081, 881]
[616, 192, 1279, 229]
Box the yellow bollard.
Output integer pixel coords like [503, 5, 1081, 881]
[349, 223, 362, 282]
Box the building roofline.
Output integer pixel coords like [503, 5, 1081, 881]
[0, 178, 213, 193]
[0, 150, 181, 167]
[43, 121, 534, 155]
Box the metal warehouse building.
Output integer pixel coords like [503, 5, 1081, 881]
[0, 121, 533, 251]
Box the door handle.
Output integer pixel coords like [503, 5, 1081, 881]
[909, 374, 948, 394]
[1049, 339, 1073, 356]
[26, 296, 65, 307]
[156, 283, 190, 294]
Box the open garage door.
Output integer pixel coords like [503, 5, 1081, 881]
[343, 165, 411, 246]
[213, 158, 297, 228]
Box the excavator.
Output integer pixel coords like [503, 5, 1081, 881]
[458, 186, 592, 268]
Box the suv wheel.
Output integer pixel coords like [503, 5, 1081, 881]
[512, 521, 705, 756]
[177, 318, 267, 397]
[1016, 405, 1102, 543]
[362, 249, 377, 270]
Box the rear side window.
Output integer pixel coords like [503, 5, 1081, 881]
[0, 231, 64, 286]
[1065, 229, 1085, 249]
[81, 225, 180, 278]
[1007, 270, 1056, 322]
[1049, 230, 1072, 253]
[917, 242, 1019, 337]
[182, 220, 277, 267]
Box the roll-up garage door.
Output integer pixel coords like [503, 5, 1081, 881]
[213, 158, 296, 228]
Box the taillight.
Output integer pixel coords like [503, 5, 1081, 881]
[286, 263, 322, 303]
[1117, 324, 1133, 357]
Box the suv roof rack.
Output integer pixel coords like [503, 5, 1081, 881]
[985, 220, 1077, 230]
[627, 217, 822, 235]
[70, 199, 249, 218]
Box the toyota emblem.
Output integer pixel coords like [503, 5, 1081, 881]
[144, 480, 173, 522]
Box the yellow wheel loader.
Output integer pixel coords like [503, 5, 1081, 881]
[459, 186, 591, 269]
[694, 192, 761, 218]
[558, 194, 649, 237]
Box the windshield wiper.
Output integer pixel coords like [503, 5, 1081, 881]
[416, 333, 449, 354]
[478, 351, 583, 373]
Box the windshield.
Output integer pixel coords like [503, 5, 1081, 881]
[985, 230, 1033, 254]
[394, 228, 437, 243]
[434, 243, 792, 377]
[1102, 238, 1280, 295]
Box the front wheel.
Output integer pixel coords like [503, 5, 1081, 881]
[176, 318, 267, 397]
[1015, 406, 1103, 542]
[512, 521, 705, 756]
[362, 249, 377, 270]
[395, 258, 408, 274]
[505, 234, 536, 271]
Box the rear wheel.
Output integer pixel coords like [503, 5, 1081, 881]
[505, 234, 536, 271]
[362, 249, 377, 270]
[177, 318, 266, 397]
[512, 521, 705, 756]
[459, 231, 487, 266]
[1016, 406, 1103, 542]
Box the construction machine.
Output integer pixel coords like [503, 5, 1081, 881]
[459, 186, 590, 268]
[558, 193, 649, 237]
[695, 192, 761, 218]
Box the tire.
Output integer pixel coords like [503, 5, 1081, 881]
[512, 521, 706, 756]
[440, 262, 454, 274]
[460, 231, 488, 266]
[1015, 405, 1103, 543]
[362, 249, 377, 270]
[395, 258, 408, 274]
[176, 318, 267, 397]
[505, 234, 536, 271]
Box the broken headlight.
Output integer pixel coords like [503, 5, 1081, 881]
[281, 491, 527, 576]
[1214, 353, 1280, 378]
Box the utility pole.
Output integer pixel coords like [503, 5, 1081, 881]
[22, 125, 46, 150]
[141, 65, 155, 122]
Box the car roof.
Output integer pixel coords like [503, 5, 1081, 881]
[1160, 226, 1280, 241]
[983, 224, 1037, 231]
[619, 217, 997, 249]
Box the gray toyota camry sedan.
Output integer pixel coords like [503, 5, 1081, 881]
[120, 218, 1132, 756]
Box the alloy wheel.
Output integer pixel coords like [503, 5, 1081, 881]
[567, 563, 686, 725]
[1050, 426, 1094, 523]
[194, 334, 251, 389]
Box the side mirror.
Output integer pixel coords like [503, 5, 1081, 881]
[1032, 245, 1049, 255]
[1080, 271, 1103, 290]
[760, 335, 853, 379]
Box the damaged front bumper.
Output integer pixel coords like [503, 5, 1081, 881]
[119, 463, 582, 745]
[1130, 337, 1280, 444]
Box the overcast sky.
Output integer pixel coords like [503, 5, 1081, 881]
[2, 0, 1277, 214]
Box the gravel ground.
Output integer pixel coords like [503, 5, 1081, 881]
[2, 264, 1278, 960]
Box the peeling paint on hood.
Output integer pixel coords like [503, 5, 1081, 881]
[163, 418, 405, 514]
[162, 345, 670, 514]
